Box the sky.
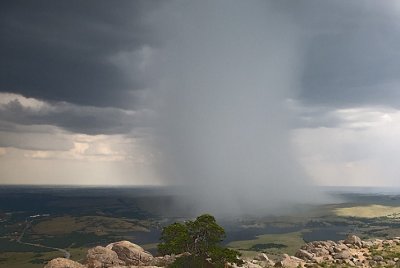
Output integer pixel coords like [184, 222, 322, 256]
[1, 0, 400, 187]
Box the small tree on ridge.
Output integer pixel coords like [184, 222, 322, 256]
[158, 214, 243, 267]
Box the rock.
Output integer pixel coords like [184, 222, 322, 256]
[333, 247, 342, 253]
[373, 239, 383, 247]
[344, 235, 362, 247]
[150, 252, 190, 266]
[333, 250, 352, 260]
[110, 266, 159, 268]
[313, 247, 330, 257]
[384, 240, 395, 246]
[335, 259, 344, 264]
[336, 243, 349, 250]
[362, 241, 373, 248]
[244, 262, 264, 268]
[111, 265, 160, 268]
[254, 253, 269, 261]
[106, 240, 153, 265]
[251, 254, 275, 267]
[45, 236, 400, 268]
[274, 254, 304, 268]
[372, 255, 384, 262]
[229, 260, 263, 268]
[150, 256, 174, 267]
[152, 259, 171, 267]
[86, 246, 124, 268]
[295, 249, 314, 260]
[344, 259, 356, 266]
[44, 258, 86, 268]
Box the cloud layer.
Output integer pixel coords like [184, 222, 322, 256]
[1, 0, 400, 189]
[0, 0, 160, 108]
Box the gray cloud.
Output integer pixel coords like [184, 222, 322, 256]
[2, 0, 400, 135]
[2, 0, 400, 190]
[0, 0, 161, 109]
[286, 100, 342, 129]
[0, 96, 151, 135]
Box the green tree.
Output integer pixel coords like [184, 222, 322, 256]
[158, 214, 243, 268]
[158, 222, 190, 254]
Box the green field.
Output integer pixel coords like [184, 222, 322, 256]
[334, 205, 400, 218]
[32, 215, 150, 235]
[0, 247, 88, 268]
[227, 231, 306, 258]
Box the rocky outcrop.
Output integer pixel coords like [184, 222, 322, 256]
[44, 241, 186, 268]
[274, 254, 304, 267]
[344, 234, 362, 247]
[149, 252, 190, 267]
[106, 241, 153, 265]
[231, 234, 400, 268]
[44, 258, 86, 268]
[45, 235, 400, 268]
[228, 253, 275, 268]
[295, 249, 313, 260]
[292, 234, 400, 267]
[86, 246, 125, 268]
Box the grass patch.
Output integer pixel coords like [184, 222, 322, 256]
[0, 251, 61, 268]
[28, 231, 112, 248]
[0, 238, 53, 253]
[370, 244, 400, 260]
[334, 205, 400, 218]
[249, 243, 287, 251]
[227, 231, 304, 258]
[32, 215, 149, 236]
[32, 216, 85, 235]
[0, 247, 88, 268]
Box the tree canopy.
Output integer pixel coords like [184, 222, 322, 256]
[158, 214, 243, 267]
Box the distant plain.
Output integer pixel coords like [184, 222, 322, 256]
[1, 186, 400, 267]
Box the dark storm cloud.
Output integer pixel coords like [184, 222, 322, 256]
[2, 0, 399, 136]
[281, 1, 400, 108]
[0, 97, 151, 135]
[0, 0, 162, 108]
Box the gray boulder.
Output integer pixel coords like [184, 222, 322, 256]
[106, 240, 153, 265]
[344, 234, 362, 247]
[295, 249, 314, 260]
[86, 246, 124, 268]
[254, 253, 270, 261]
[333, 250, 352, 260]
[44, 258, 86, 268]
[372, 255, 384, 262]
[150, 252, 190, 267]
[274, 254, 304, 268]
